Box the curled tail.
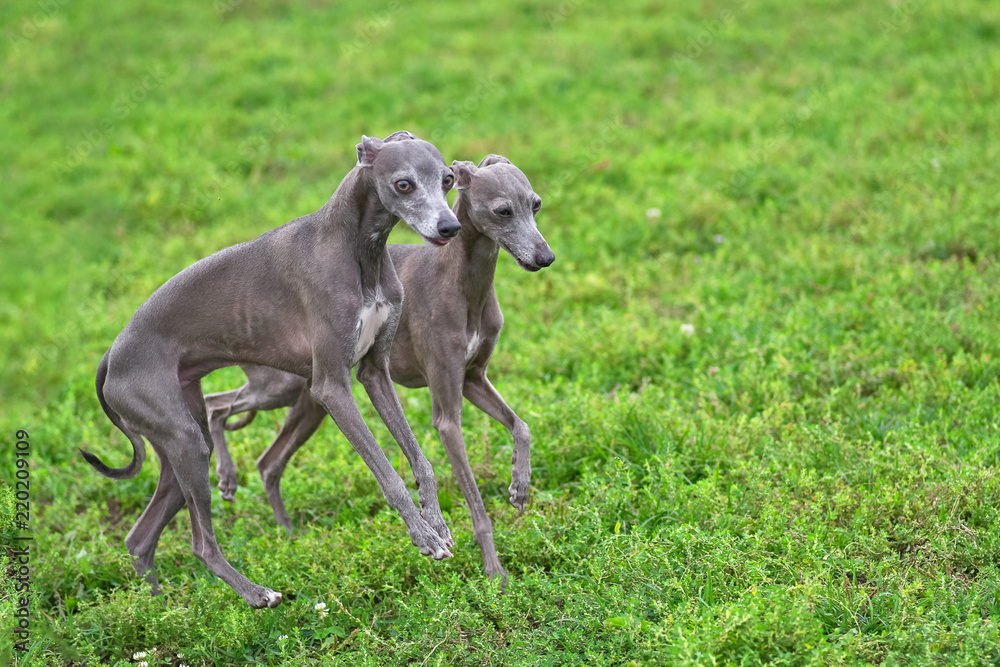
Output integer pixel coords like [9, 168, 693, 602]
[224, 410, 257, 431]
[79, 351, 147, 480]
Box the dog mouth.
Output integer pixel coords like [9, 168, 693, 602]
[422, 235, 451, 247]
[514, 256, 541, 272]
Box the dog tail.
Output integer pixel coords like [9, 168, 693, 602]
[224, 410, 257, 431]
[80, 351, 147, 480]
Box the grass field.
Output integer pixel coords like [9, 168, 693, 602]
[3, 0, 1000, 664]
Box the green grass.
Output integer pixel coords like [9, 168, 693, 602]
[3, 0, 1000, 664]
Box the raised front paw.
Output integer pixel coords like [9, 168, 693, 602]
[508, 466, 531, 514]
[218, 468, 238, 502]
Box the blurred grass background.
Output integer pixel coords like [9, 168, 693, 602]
[2, 0, 1000, 664]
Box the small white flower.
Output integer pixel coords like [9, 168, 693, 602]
[180, 664, 189, 667]
[137, 662, 148, 667]
[319, 610, 328, 619]
[149, 648, 157, 654]
[177, 655, 184, 660]
[278, 635, 289, 641]
[646, 207, 661, 220]
[713, 234, 724, 243]
[133, 652, 146, 660]
[680, 323, 695, 338]
[314, 601, 327, 612]
[930, 157, 941, 171]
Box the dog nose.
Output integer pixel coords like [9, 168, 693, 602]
[535, 247, 555, 268]
[437, 212, 461, 238]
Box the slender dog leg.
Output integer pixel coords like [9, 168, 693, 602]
[178, 382, 283, 607]
[311, 376, 452, 559]
[124, 454, 187, 594]
[462, 375, 532, 513]
[426, 365, 508, 582]
[105, 377, 281, 608]
[205, 388, 243, 502]
[255, 389, 326, 532]
[357, 357, 453, 547]
[206, 367, 308, 502]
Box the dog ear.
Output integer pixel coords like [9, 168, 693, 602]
[383, 130, 418, 143]
[451, 160, 477, 190]
[478, 154, 511, 168]
[356, 135, 384, 167]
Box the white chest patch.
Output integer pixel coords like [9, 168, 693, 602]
[465, 331, 482, 363]
[352, 301, 391, 365]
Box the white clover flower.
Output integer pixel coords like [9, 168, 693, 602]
[646, 207, 661, 220]
[133, 652, 146, 660]
[278, 635, 289, 641]
[137, 662, 148, 667]
[314, 602, 327, 612]
[680, 323, 695, 338]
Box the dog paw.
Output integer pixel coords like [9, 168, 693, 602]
[244, 587, 282, 609]
[218, 470, 238, 502]
[508, 470, 531, 514]
[420, 543, 454, 560]
[410, 520, 453, 560]
[421, 509, 454, 548]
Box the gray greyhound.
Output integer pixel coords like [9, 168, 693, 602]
[80, 131, 460, 608]
[205, 155, 553, 582]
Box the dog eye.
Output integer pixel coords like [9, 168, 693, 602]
[495, 208, 512, 217]
[442, 174, 454, 189]
[395, 180, 412, 193]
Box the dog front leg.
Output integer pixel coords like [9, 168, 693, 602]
[463, 374, 532, 514]
[311, 373, 452, 560]
[356, 357, 454, 548]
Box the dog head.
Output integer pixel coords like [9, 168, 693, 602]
[356, 132, 461, 245]
[450, 155, 554, 271]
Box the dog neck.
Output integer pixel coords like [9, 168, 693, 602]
[441, 194, 499, 307]
[324, 167, 398, 291]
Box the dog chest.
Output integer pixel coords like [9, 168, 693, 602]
[352, 301, 391, 365]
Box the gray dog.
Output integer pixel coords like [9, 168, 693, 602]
[205, 155, 553, 582]
[81, 131, 459, 608]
